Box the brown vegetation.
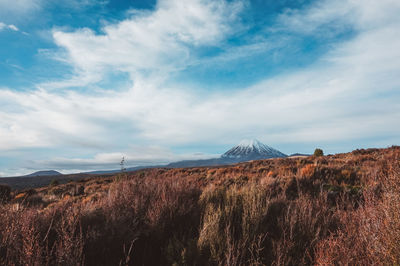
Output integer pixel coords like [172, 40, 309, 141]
[0, 146, 399, 265]
[0, 184, 11, 203]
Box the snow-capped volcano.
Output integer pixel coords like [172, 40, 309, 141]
[222, 139, 287, 160]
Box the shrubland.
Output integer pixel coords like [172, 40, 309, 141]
[0, 146, 399, 265]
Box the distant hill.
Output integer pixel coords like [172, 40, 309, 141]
[289, 153, 311, 157]
[166, 158, 235, 168]
[26, 170, 63, 177]
[86, 165, 159, 175]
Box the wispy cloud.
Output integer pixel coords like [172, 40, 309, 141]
[0, 0, 41, 16]
[275, 0, 400, 34]
[274, 0, 355, 35]
[0, 0, 107, 16]
[0, 22, 19, 31]
[50, 0, 244, 86]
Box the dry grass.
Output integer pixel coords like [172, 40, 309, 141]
[315, 151, 400, 265]
[0, 146, 399, 265]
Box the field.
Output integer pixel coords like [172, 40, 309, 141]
[1, 146, 399, 265]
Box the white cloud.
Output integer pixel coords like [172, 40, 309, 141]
[7, 24, 19, 31]
[0, 22, 19, 31]
[2, 17, 399, 151]
[51, 0, 243, 85]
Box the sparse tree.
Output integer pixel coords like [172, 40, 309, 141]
[120, 157, 126, 172]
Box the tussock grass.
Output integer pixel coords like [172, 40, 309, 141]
[0, 146, 399, 265]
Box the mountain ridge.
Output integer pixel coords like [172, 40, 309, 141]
[17, 140, 287, 176]
[26, 170, 63, 177]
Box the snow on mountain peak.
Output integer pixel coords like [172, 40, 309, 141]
[238, 139, 263, 148]
[221, 139, 287, 159]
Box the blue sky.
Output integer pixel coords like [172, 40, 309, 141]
[1, 0, 400, 176]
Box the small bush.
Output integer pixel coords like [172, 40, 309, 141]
[314, 148, 324, 157]
[0, 184, 11, 203]
[49, 179, 59, 187]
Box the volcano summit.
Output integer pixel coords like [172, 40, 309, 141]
[166, 139, 287, 168]
[222, 139, 287, 160]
